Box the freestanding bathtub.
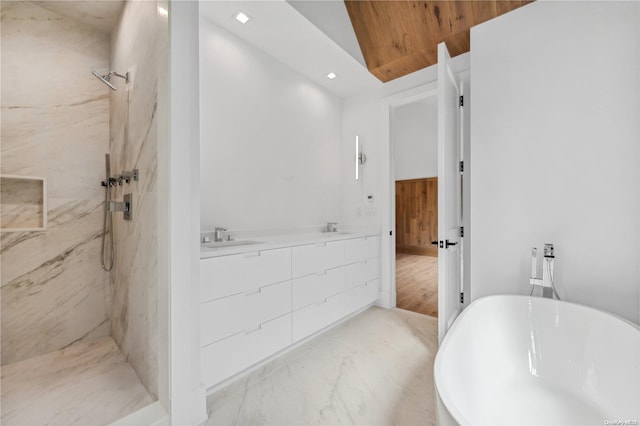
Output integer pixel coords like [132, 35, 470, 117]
[434, 295, 640, 425]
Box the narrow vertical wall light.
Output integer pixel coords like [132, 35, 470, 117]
[158, 6, 168, 16]
[355, 135, 366, 180]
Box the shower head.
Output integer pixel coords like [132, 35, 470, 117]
[92, 69, 117, 90]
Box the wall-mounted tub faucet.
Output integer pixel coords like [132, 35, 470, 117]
[529, 243, 559, 299]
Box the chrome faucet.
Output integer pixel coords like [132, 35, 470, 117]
[214, 227, 227, 242]
[529, 243, 558, 299]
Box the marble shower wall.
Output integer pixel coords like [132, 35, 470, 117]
[0, 2, 111, 364]
[109, 0, 159, 398]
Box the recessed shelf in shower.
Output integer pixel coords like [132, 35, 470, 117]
[0, 174, 47, 232]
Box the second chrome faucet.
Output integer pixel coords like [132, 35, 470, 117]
[214, 227, 227, 242]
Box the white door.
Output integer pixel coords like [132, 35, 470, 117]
[437, 42, 462, 344]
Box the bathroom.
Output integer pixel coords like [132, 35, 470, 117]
[196, 0, 639, 423]
[2, 0, 639, 425]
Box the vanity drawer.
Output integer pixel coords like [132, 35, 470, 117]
[292, 240, 345, 278]
[292, 266, 344, 310]
[345, 279, 379, 314]
[201, 280, 292, 346]
[201, 313, 292, 388]
[200, 247, 291, 302]
[292, 292, 344, 342]
[344, 257, 379, 290]
[345, 236, 379, 264]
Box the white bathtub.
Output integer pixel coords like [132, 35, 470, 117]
[434, 295, 640, 425]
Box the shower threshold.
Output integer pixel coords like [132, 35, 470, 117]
[1, 337, 153, 426]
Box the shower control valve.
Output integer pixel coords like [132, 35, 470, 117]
[121, 169, 139, 184]
[101, 177, 119, 187]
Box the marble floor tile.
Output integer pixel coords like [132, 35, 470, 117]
[206, 306, 438, 426]
[1, 337, 153, 426]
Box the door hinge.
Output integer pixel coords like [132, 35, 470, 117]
[460, 226, 464, 238]
[460, 292, 464, 304]
[459, 95, 464, 107]
[459, 161, 464, 173]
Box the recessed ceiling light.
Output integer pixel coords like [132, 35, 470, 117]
[233, 11, 252, 24]
[326, 72, 337, 80]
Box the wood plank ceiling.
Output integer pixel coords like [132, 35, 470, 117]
[344, 1, 533, 82]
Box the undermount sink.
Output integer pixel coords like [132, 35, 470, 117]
[321, 232, 352, 237]
[202, 240, 263, 249]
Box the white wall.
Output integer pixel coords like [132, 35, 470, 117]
[169, 1, 206, 423]
[341, 94, 386, 231]
[199, 17, 343, 232]
[470, 1, 640, 324]
[393, 97, 438, 181]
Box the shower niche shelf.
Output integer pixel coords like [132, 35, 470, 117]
[0, 174, 47, 232]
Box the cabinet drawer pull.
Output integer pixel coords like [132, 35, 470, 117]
[315, 242, 327, 248]
[244, 288, 262, 296]
[244, 251, 261, 258]
[316, 298, 328, 306]
[245, 324, 262, 335]
[316, 270, 328, 277]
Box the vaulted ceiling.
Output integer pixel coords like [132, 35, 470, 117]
[344, 1, 533, 82]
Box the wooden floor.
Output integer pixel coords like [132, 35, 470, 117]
[396, 253, 438, 317]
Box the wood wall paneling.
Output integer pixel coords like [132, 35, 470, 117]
[395, 177, 438, 256]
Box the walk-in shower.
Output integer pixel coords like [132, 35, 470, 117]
[92, 69, 129, 91]
[1, 3, 161, 423]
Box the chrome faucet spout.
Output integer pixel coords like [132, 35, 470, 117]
[528, 244, 559, 299]
[326, 222, 338, 232]
[214, 227, 227, 242]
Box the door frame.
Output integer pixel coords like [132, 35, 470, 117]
[380, 82, 438, 309]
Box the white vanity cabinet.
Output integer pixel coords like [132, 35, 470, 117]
[292, 240, 345, 278]
[200, 247, 292, 386]
[291, 241, 346, 342]
[344, 236, 380, 314]
[201, 313, 291, 386]
[345, 235, 379, 264]
[200, 233, 380, 389]
[200, 247, 291, 302]
[201, 280, 291, 346]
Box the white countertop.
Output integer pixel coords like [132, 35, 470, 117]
[200, 230, 380, 259]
